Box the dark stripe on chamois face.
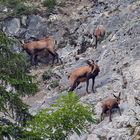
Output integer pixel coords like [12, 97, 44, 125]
[91, 65, 94, 71]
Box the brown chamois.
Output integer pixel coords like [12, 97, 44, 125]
[94, 25, 106, 49]
[68, 60, 100, 94]
[22, 36, 62, 66]
[101, 92, 121, 122]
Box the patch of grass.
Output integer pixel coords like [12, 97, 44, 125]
[50, 80, 59, 88]
[42, 70, 53, 81]
[14, 3, 31, 16]
[0, 0, 25, 8]
[0, 0, 36, 16]
[43, 0, 57, 11]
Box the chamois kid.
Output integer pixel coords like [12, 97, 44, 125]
[94, 25, 106, 49]
[101, 92, 121, 122]
[68, 60, 100, 94]
[22, 36, 62, 66]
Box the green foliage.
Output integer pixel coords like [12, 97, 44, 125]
[0, 31, 38, 139]
[0, 0, 25, 8]
[0, 0, 35, 16]
[13, 3, 32, 16]
[43, 0, 57, 11]
[50, 80, 59, 88]
[42, 70, 53, 81]
[0, 32, 37, 96]
[27, 92, 96, 140]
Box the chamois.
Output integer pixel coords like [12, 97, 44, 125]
[101, 92, 121, 122]
[94, 25, 106, 49]
[68, 60, 100, 94]
[21, 36, 62, 66]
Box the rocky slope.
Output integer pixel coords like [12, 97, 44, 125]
[0, 0, 140, 139]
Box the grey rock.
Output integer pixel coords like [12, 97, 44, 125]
[3, 18, 20, 36]
[1, 0, 140, 139]
[21, 16, 27, 27]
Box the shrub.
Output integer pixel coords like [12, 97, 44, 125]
[43, 0, 57, 11]
[27, 92, 96, 140]
[50, 80, 59, 88]
[14, 3, 30, 15]
[42, 70, 53, 81]
[0, 0, 36, 16]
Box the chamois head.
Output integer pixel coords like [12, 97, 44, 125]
[86, 59, 94, 65]
[86, 59, 95, 70]
[113, 92, 121, 104]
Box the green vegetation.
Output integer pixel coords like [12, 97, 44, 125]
[27, 92, 96, 140]
[0, 33, 96, 139]
[50, 80, 59, 88]
[42, 70, 60, 89]
[0, 0, 26, 8]
[42, 70, 53, 81]
[43, 0, 57, 12]
[0, 31, 38, 139]
[0, 0, 35, 16]
[0, 0, 66, 17]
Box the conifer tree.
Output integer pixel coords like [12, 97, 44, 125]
[0, 31, 38, 139]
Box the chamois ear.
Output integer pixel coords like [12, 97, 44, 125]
[118, 92, 121, 97]
[113, 94, 117, 98]
[91, 59, 95, 64]
[20, 39, 25, 44]
[87, 60, 92, 66]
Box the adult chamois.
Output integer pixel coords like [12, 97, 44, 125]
[21, 36, 62, 66]
[68, 60, 100, 94]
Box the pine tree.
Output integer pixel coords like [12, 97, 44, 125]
[0, 31, 38, 139]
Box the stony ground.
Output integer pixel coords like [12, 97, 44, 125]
[1, 0, 140, 139]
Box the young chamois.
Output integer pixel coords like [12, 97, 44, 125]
[101, 92, 121, 122]
[94, 25, 106, 49]
[68, 60, 100, 94]
[22, 36, 62, 66]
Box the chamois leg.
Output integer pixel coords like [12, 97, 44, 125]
[75, 81, 80, 92]
[30, 54, 34, 66]
[55, 52, 63, 64]
[117, 106, 121, 116]
[100, 111, 104, 121]
[48, 51, 56, 66]
[86, 77, 90, 94]
[50, 53, 56, 65]
[69, 79, 80, 92]
[34, 55, 38, 66]
[55, 52, 59, 63]
[109, 109, 112, 122]
[95, 36, 98, 49]
[101, 107, 108, 121]
[92, 77, 95, 93]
